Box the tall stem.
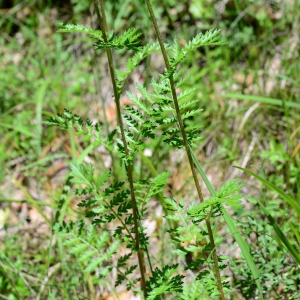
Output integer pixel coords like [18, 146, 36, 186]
[144, 1, 225, 298]
[94, 1, 147, 297]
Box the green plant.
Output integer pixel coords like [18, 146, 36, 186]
[2, 0, 299, 299]
[44, 0, 267, 299]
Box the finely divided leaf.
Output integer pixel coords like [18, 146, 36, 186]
[70, 163, 94, 187]
[57, 23, 103, 40]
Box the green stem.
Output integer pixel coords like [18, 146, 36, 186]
[144, 0, 225, 298]
[94, 1, 147, 297]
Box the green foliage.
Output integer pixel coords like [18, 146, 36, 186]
[69, 162, 131, 227]
[166, 29, 226, 77]
[94, 28, 142, 52]
[162, 179, 243, 298]
[248, 196, 300, 265]
[58, 23, 142, 52]
[231, 214, 300, 299]
[180, 280, 204, 300]
[188, 178, 244, 219]
[2, 0, 299, 299]
[134, 172, 171, 207]
[54, 221, 119, 278]
[125, 76, 203, 149]
[116, 41, 161, 82]
[57, 23, 103, 39]
[146, 265, 184, 299]
[50, 7, 256, 299]
[236, 167, 300, 217]
[46, 109, 104, 144]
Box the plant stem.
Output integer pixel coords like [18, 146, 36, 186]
[94, 1, 147, 297]
[144, 0, 225, 298]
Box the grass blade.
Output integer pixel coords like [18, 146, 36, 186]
[289, 223, 300, 246]
[248, 197, 300, 265]
[190, 149, 264, 299]
[275, 74, 300, 88]
[222, 93, 300, 109]
[234, 166, 300, 217]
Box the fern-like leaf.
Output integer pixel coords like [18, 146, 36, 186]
[45, 109, 104, 144]
[70, 163, 94, 187]
[181, 109, 203, 120]
[94, 28, 142, 52]
[180, 280, 204, 300]
[188, 178, 244, 218]
[183, 29, 226, 54]
[95, 169, 111, 190]
[57, 23, 103, 40]
[146, 265, 184, 300]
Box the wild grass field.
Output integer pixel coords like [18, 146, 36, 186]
[0, 0, 299, 299]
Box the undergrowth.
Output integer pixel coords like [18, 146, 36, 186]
[0, 0, 299, 299]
